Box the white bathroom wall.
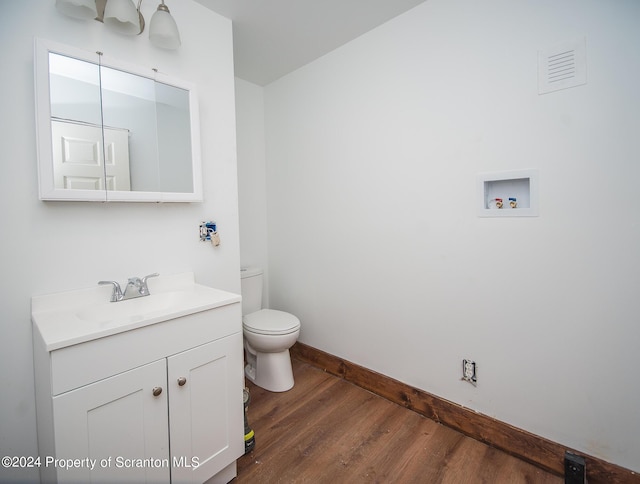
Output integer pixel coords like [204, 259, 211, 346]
[235, 78, 270, 306]
[0, 2, 239, 482]
[262, 0, 640, 472]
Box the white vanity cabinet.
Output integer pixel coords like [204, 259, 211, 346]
[51, 358, 171, 483]
[168, 334, 243, 483]
[32, 275, 245, 484]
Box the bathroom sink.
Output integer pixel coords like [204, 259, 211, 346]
[32, 272, 241, 351]
[75, 290, 191, 325]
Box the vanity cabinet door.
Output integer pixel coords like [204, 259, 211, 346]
[52, 359, 170, 483]
[167, 332, 244, 484]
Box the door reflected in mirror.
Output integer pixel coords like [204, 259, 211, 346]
[35, 39, 202, 202]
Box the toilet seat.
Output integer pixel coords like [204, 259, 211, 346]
[243, 309, 300, 336]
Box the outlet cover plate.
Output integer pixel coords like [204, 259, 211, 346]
[462, 359, 477, 386]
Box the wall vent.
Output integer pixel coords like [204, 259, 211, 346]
[538, 37, 586, 94]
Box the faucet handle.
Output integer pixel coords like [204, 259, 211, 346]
[140, 273, 159, 295]
[142, 273, 160, 283]
[99, 280, 123, 302]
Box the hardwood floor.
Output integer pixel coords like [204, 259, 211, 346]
[234, 359, 562, 484]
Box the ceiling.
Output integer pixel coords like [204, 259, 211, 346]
[193, 0, 427, 86]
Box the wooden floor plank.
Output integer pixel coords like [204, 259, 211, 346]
[234, 359, 563, 484]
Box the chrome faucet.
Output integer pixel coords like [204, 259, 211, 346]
[99, 273, 159, 302]
[123, 273, 159, 300]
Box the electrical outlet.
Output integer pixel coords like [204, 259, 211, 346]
[564, 452, 586, 484]
[462, 359, 477, 386]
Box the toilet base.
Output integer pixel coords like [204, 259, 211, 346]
[244, 348, 294, 392]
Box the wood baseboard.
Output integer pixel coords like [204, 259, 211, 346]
[291, 342, 639, 484]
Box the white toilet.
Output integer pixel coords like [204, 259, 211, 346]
[240, 267, 300, 392]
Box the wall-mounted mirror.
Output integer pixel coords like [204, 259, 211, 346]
[34, 38, 202, 202]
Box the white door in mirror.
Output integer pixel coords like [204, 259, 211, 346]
[52, 120, 131, 191]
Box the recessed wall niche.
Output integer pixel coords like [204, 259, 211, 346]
[477, 169, 539, 217]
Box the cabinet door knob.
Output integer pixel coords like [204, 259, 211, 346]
[152, 386, 163, 397]
[177, 377, 187, 387]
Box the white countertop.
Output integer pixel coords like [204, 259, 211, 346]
[32, 272, 241, 351]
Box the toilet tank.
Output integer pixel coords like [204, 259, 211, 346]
[240, 267, 263, 315]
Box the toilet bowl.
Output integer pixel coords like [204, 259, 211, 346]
[240, 268, 300, 392]
[243, 309, 300, 392]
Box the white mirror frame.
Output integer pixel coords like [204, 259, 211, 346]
[34, 38, 203, 202]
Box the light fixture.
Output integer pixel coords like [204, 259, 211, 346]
[54, 0, 181, 49]
[55, 0, 98, 20]
[103, 0, 144, 35]
[149, 1, 181, 50]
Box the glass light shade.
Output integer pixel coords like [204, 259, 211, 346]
[103, 0, 142, 35]
[55, 0, 98, 20]
[149, 6, 181, 49]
